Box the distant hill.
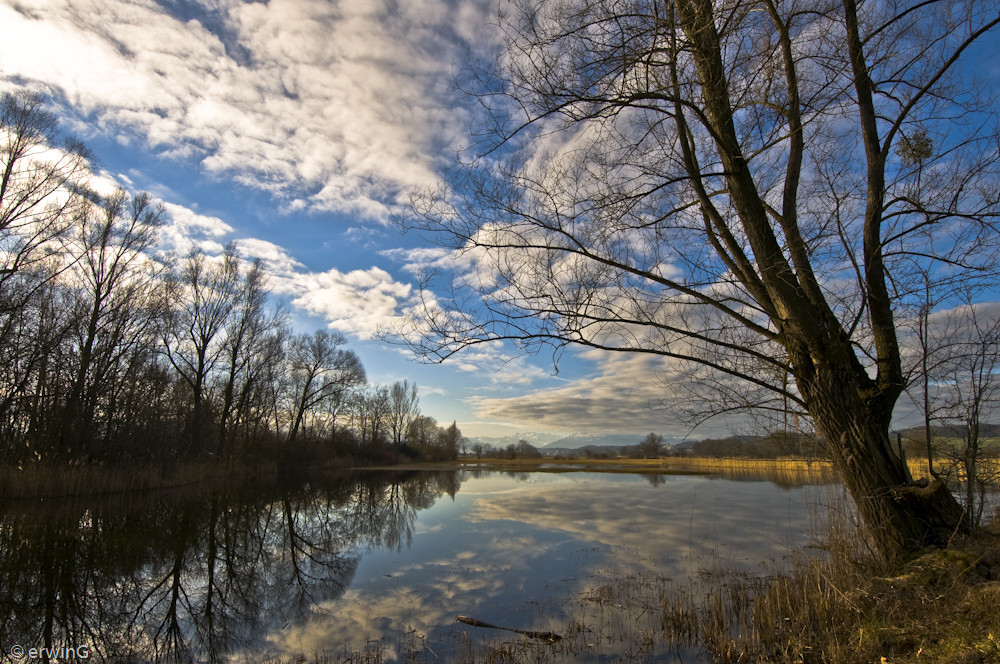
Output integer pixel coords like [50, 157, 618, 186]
[544, 432, 667, 449]
[466, 431, 693, 451]
[894, 423, 1000, 440]
[466, 432, 564, 449]
[540, 445, 629, 457]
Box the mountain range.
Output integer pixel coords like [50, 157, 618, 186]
[467, 431, 678, 450]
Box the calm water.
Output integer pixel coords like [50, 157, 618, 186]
[0, 468, 835, 663]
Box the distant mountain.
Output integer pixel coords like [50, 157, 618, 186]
[541, 445, 629, 457]
[544, 432, 658, 449]
[467, 432, 564, 449]
[466, 431, 687, 451]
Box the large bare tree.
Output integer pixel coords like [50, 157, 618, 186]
[397, 0, 1000, 554]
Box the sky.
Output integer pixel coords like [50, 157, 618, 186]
[2, 0, 998, 443]
[0, 0, 690, 441]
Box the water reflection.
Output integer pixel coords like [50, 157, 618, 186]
[264, 471, 830, 663]
[1, 468, 829, 663]
[0, 470, 458, 663]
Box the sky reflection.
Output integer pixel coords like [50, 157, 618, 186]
[261, 470, 829, 663]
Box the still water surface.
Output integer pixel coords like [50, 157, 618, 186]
[0, 468, 835, 663]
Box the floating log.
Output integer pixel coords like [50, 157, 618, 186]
[455, 615, 562, 642]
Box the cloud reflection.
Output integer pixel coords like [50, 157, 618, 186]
[264, 471, 826, 662]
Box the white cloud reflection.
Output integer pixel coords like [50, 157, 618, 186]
[255, 472, 826, 661]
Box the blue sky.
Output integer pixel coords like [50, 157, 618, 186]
[0, 0, 694, 440]
[3, 0, 998, 442]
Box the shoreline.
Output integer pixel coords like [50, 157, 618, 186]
[1, 454, 952, 500]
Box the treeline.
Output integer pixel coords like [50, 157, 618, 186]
[1, 90, 460, 467]
[468, 439, 544, 459]
[689, 432, 823, 459]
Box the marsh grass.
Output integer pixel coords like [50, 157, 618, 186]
[459, 456, 837, 488]
[0, 457, 281, 499]
[654, 488, 1000, 664]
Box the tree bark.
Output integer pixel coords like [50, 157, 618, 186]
[794, 339, 967, 553]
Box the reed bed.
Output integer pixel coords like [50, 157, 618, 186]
[0, 457, 281, 499]
[459, 456, 837, 488]
[907, 455, 1000, 483]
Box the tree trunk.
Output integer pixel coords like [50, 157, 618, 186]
[799, 349, 968, 555]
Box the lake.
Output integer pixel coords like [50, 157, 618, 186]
[0, 466, 838, 663]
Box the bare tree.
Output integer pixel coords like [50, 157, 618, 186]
[637, 432, 664, 459]
[284, 330, 366, 444]
[924, 302, 1000, 526]
[350, 385, 391, 447]
[240, 327, 288, 444]
[0, 91, 90, 455]
[406, 414, 439, 447]
[439, 422, 465, 459]
[215, 258, 284, 454]
[1, 91, 90, 312]
[387, 380, 420, 446]
[59, 189, 165, 457]
[398, 0, 1000, 553]
[162, 245, 241, 452]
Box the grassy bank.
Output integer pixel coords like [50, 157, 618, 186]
[654, 522, 1000, 664]
[5, 451, 982, 502]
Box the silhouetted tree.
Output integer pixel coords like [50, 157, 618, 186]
[59, 189, 165, 457]
[216, 258, 280, 454]
[636, 432, 664, 459]
[285, 329, 366, 444]
[162, 245, 241, 452]
[398, 0, 1000, 554]
[387, 380, 419, 446]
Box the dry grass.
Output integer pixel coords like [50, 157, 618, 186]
[0, 457, 281, 499]
[704, 532, 1000, 663]
[655, 498, 1000, 664]
[459, 455, 833, 472]
[908, 455, 1000, 483]
[457, 456, 837, 488]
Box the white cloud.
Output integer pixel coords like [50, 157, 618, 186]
[381, 246, 454, 272]
[466, 351, 683, 434]
[154, 200, 417, 340]
[444, 342, 551, 386]
[234, 237, 304, 276]
[461, 348, 772, 438]
[0, 0, 496, 219]
[159, 202, 233, 255]
[281, 266, 413, 338]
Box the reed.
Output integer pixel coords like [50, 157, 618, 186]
[460, 455, 833, 471]
[654, 488, 1000, 664]
[0, 457, 281, 499]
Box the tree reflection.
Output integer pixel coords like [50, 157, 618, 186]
[0, 470, 461, 662]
